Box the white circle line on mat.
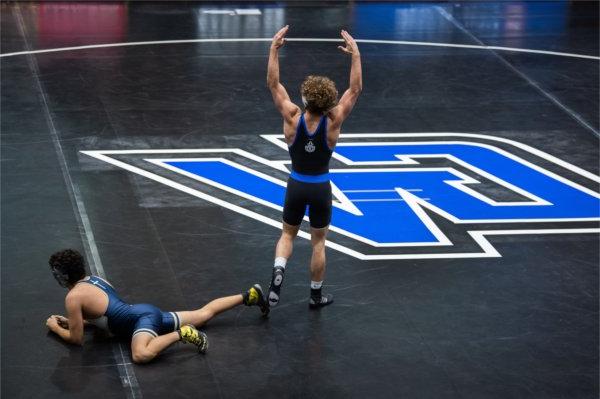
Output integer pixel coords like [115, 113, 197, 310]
[1, 37, 598, 60]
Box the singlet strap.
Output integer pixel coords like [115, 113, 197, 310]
[289, 114, 304, 148]
[92, 275, 114, 288]
[321, 116, 332, 150]
[302, 114, 325, 137]
[77, 275, 114, 288]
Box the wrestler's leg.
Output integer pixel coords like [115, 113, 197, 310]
[131, 331, 180, 364]
[307, 181, 333, 308]
[176, 294, 243, 327]
[129, 307, 188, 364]
[268, 222, 300, 307]
[309, 225, 328, 283]
[268, 177, 305, 307]
[275, 221, 300, 260]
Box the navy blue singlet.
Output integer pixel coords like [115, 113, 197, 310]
[282, 113, 334, 228]
[288, 113, 333, 183]
[79, 276, 180, 338]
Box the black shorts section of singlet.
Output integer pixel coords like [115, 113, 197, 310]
[283, 176, 332, 228]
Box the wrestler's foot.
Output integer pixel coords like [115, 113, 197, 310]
[178, 325, 208, 353]
[243, 284, 270, 317]
[268, 266, 285, 307]
[309, 293, 334, 309]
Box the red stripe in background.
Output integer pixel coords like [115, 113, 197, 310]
[37, 3, 127, 49]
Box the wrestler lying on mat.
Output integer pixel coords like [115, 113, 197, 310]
[45, 249, 268, 363]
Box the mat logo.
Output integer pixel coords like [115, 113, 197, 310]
[82, 133, 600, 260]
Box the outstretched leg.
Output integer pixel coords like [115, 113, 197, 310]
[176, 294, 244, 327]
[130, 289, 267, 364]
[175, 285, 267, 327]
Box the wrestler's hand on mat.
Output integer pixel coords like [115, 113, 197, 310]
[271, 25, 289, 50]
[338, 30, 359, 56]
[49, 315, 69, 330]
[46, 316, 60, 331]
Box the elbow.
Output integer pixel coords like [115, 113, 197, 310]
[68, 337, 84, 346]
[132, 354, 149, 364]
[132, 349, 157, 364]
[350, 85, 362, 95]
[266, 79, 277, 90]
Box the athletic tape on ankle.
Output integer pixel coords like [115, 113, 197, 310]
[274, 257, 287, 268]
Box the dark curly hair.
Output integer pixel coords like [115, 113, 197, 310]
[49, 249, 86, 285]
[301, 75, 338, 114]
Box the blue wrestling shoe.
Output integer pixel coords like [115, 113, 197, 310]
[178, 325, 208, 353]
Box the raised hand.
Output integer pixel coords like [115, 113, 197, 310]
[271, 25, 289, 50]
[337, 30, 359, 56]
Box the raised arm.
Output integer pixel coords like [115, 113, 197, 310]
[330, 30, 362, 126]
[267, 25, 300, 122]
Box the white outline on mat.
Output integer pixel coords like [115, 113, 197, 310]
[1, 37, 598, 60]
[11, 4, 142, 397]
[80, 133, 600, 260]
[144, 158, 452, 248]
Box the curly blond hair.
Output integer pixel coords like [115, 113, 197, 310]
[300, 75, 338, 114]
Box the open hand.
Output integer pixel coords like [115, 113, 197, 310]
[271, 25, 289, 50]
[338, 30, 359, 56]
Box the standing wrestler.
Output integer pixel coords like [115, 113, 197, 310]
[45, 249, 268, 363]
[265, 26, 362, 309]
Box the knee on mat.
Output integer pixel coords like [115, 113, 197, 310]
[132, 348, 156, 364]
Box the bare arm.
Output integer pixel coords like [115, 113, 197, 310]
[46, 294, 84, 345]
[267, 25, 300, 122]
[330, 30, 362, 127]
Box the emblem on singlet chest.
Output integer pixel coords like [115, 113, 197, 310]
[304, 140, 316, 153]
